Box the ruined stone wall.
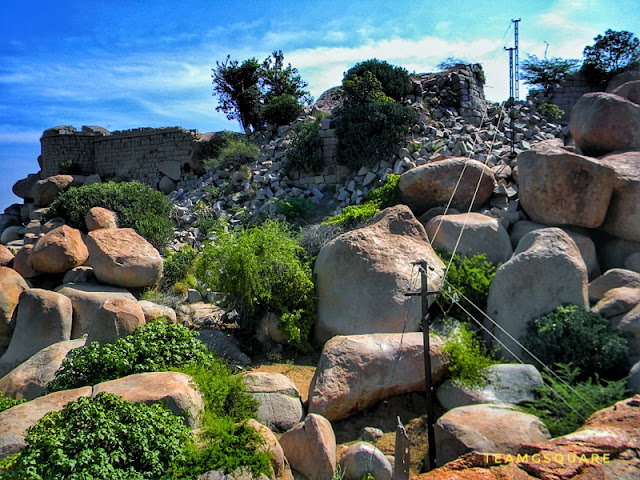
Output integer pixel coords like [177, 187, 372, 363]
[528, 71, 602, 122]
[40, 126, 199, 188]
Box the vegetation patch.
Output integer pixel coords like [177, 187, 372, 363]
[41, 181, 173, 249]
[283, 119, 324, 174]
[204, 136, 260, 171]
[0, 392, 24, 413]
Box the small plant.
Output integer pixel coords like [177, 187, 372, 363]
[521, 305, 630, 381]
[538, 103, 564, 121]
[46, 322, 219, 393]
[161, 245, 199, 291]
[283, 119, 324, 174]
[205, 137, 260, 171]
[520, 363, 630, 437]
[274, 196, 318, 222]
[0, 392, 24, 413]
[194, 220, 315, 350]
[436, 252, 497, 322]
[0, 392, 192, 479]
[58, 159, 83, 175]
[41, 181, 174, 248]
[441, 321, 498, 388]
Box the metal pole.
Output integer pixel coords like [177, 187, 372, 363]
[513, 18, 521, 101]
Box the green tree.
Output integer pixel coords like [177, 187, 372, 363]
[521, 55, 580, 92]
[582, 29, 640, 86]
[260, 50, 311, 104]
[212, 56, 263, 132]
[343, 58, 413, 101]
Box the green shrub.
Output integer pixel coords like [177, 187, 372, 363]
[436, 252, 497, 322]
[340, 71, 395, 107]
[205, 137, 260, 171]
[0, 393, 24, 413]
[46, 322, 218, 393]
[161, 245, 199, 291]
[274, 196, 318, 222]
[336, 102, 416, 170]
[261, 93, 304, 126]
[283, 120, 324, 174]
[520, 364, 630, 437]
[521, 305, 630, 381]
[441, 321, 498, 388]
[343, 59, 413, 101]
[323, 174, 402, 226]
[538, 103, 564, 120]
[0, 392, 192, 479]
[41, 181, 174, 248]
[194, 220, 315, 349]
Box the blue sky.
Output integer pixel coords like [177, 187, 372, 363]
[1, 0, 639, 211]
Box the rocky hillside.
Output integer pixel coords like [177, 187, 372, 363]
[0, 68, 639, 479]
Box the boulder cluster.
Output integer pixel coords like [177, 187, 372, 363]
[0, 73, 639, 479]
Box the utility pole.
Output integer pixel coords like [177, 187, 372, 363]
[405, 260, 439, 471]
[504, 47, 515, 101]
[513, 18, 521, 101]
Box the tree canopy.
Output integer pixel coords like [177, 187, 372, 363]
[582, 29, 640, 85]
[521, 55, 580, 92]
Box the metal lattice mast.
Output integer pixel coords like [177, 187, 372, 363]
[513, 18, 521, 100]
[504, 47, 515, 100]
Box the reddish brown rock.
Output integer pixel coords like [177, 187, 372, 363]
[12, 245, 40, 279]
[32, 175, 74, 206]
[246, 419, 293, 480]
[517, 140, 616, 228]
[570, 92, 640, 157]
[0, 245, 13, 267]
[86, 228, 163, 288]
[0, 267, 29, 355]
[611, 79, 640, 105]
[399, 158, 495, 216]
[85, 207, 119, 231]
[11, 174, 40, 200]
[29, 225, 88, 274]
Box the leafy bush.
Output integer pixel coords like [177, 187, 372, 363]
[41, 181, 174, 248]
[339, 70, 394, 107]
[161, 245, 199, 291]
[195, 220, 315, 349]
[538, 103, 565, 120]
[441, 321, 498, 388]
[323, 174, 402, 227]
[205, 137, 260, 171]
[0, 393, 24, 413]
[521, 55, 580, 92]
[283, 120, 324, 174]
[0, 392, 191, 479]
[274, 196, 318, 222]
[261, 93, 304, 126]
[343, 59, 413, 101]
[336, 102, 416, 170]
[521, 305, 630, 381]
[520, 364, 630, 437]
[436, 252, 497, 322]
[46, 322, 218, 393]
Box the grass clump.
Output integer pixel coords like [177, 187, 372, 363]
[521, 305, 630, 381]
[436, 252, 497, 322]
[195, 219, 315, 351]
[204, 136, 260, 171]
[520, 363, 630, 437]
[41, 181, 173, 248]
[273, 196, 318, 222]
[441, 321, 498, 388]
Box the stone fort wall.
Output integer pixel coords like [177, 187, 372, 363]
[40, 125, 200, 188]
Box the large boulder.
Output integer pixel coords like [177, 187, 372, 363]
[436, 363, 544, 410]
[610, 79, 640, 105]
[85, 228, 163, 288]
[517, 140, 615, 228]
[399, 158, 495, 216]
[11, 244, 40, 279]
[137, 300, 178, 324]
[0, 245, 13, 267]
[278, 414, 336, 480]
[308, 332, 448, 422]
[12, 173, 40, 201]
[32, 175, 74, 206]
[92, 372, 204, 427]
[54, 283, 136, 339]
[0, 338, 86, 400]
[609, 302, 640, 364]
[435, 403, 551, 466]
[570, 92, 640, 157]
[246, 419, 293, 480]
[0, 267, 29, 355]
[243, 372, 304, 433]
[592, 287, 640, 318]
[0, 225, 23, 245]
[314, 205, 445, 342]
[85, 298, 146, 345]
[339, 442, 392, 480]
[588, 268, 640, 301]
[0, 289, 73, 378]
[28, 225, 88, 274]
[425, 213, 513, 264]
[598, 151, 640, 242]
[0, 386, 92, 458]
[484, 228, 588, 360]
